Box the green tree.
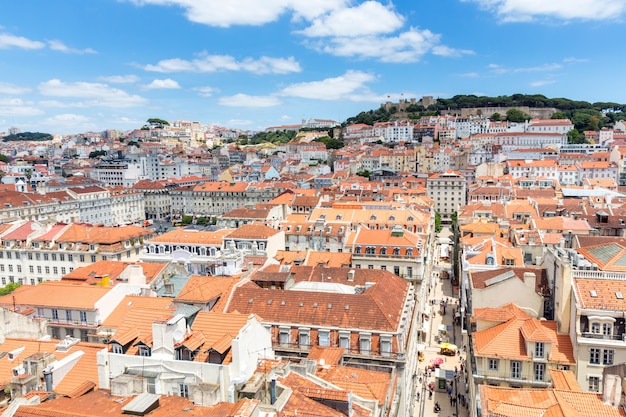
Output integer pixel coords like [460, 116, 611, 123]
[490, 112, 501, 122]
[567, 130, 588, 144]
[551, 111, 568, 120]
[0, 282, 21, 296]
[0, 153, 8, 163]
[88, 150, 107, 158]
[356, 170, 371, 179]
[181, 215, 193, 225]
[146, 118, 170, 126]
[314, 136, 344, 149]
[505, 108, 531, 123]
[434, 212, 442, 233]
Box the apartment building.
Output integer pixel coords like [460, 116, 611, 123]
[0, 188, 80, 224]
[0, 221, 152, 285]
[347, 225, 425, 282]
[470, 304, 575, 393]
[426, 170, 467, 218]
[225, 265, 420, 417]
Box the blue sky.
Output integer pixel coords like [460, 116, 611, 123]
[1, 0, 625, 135]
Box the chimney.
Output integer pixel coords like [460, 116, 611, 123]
[125, 264, 146, 285]
[347, 270, 355, 282]
[270, 376, 277, 405]
[523, 272, 536, 292]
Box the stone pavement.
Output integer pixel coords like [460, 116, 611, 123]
[413, 259, 470, 417]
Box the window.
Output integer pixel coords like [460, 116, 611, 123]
[588, 376, 600, 392]
[394, 266, 400, 276]
[53, 267, 58, 275]
[80, 311, 87, 323]
[368, 265, 374, 269]
[59, 254, 65, 261]
[590, 348, 601, 364]
[488, 358, 499, 371]
[299, 329, 310, 349]
[591, 323, 600, 333]
[603, 349, 614, 365]
[406, 249, 413, 257]
[45, 266, 50, 274]
[380, 247, 386, 255]
[511, 361, 521, 379]
[339, 331, 350, 349]
[393, 248, 400, 256]
[603, 323, 612, 336]
[534, 363, 545, 381]
[29, 266, 34, 273]
[534, 342, 544, 358]
[51, 327, 60, 339]
[279, 327, 290, 347]
[359, 333, 371, 354]
[80, 255, 85, 262]
[37, 266, 42, 274]
[91, 255, 96, 263]
[407, 267, 413, 278]
[179, 384, 189, 398]
[319, 330, 330, 347]
[52, 309, 59, 320]
[36, 253, 41, 261]
[43, 253, 49, 261]
[65, 310, 72, 322]
[139, 346, 151, 357]
[380, 335, 392, 357]
[146, 377, 156, 394]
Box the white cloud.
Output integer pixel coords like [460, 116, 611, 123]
[463, 0, 626, 22]
[459, 72, 480, 78]
[314, 28, 441, 63]
[563, 57, 588, 63]
[218, 94, 282, 107]
[299, 1, 403, 37]
[128, 0, 341, 27]
[432, 45, 474, 58]
[145, 78, 181, 89]
[193, 86, 218, 97]
[0, 33, 45, 49]
[47, 40, 96, 54]
[0, 98, 45, 117]
[39, 114, 96, 132]
[529, 80, 556, 87]
[99, 75, 140, 84]
[488, 63, 561, 74]
[279, 70, 381, 101]
[227, 119, 255, 126]
[38, 79, 149, 108]
[144, 54, 301, 74]
[0, 82, 31, 94]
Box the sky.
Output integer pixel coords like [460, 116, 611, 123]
[1, 0, 626, 135]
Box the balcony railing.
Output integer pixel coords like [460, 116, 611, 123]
[581, 332, 625, 341]
[273, 341, 402, 361]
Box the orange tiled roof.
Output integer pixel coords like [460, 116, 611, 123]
[0, 282, 111, 310]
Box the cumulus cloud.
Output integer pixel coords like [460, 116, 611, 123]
[0, 82, 31, 95]
[313, 28, 443, 63]
[99, 75, 140, 84]
[144, 54, 301, 74]
[299, 1, 404, 37]
[432, 45, 474, 58]
[279, 70, 381, 101]
[47, 40, 96, 54]
[38, 79, 149, 108]
[462, 0, 626, 22]
[145, 78, 181, 89]
[0, 33, 45, 49]
[128, 0, 341, 27]
[0, 98, 45, 117]
[193, 86, 218, 97]
[218, 94, 282, 107]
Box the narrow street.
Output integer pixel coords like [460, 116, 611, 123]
[413, 228, 469, 417]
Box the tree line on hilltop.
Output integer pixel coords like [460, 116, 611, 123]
[2, 132, 53, 142]
[345, 94, 626, 144]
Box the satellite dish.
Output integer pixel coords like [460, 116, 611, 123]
[319, 359, 325, 366]
[172, 329, 185, 343]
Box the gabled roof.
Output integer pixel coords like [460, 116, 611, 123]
[473, 305, 574, 364]
[573, 278, 626, 311]
[577, 243, 626, 272]
[479, 384, 624, 417]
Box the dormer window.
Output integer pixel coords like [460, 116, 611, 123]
[370, 215, 377, 221]
[534, 342, 545, 358]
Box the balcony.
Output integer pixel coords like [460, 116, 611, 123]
[581, 332, 625, 342]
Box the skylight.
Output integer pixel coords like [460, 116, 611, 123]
[590, 290, 598, 298]
[617, 292, 623, 300]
